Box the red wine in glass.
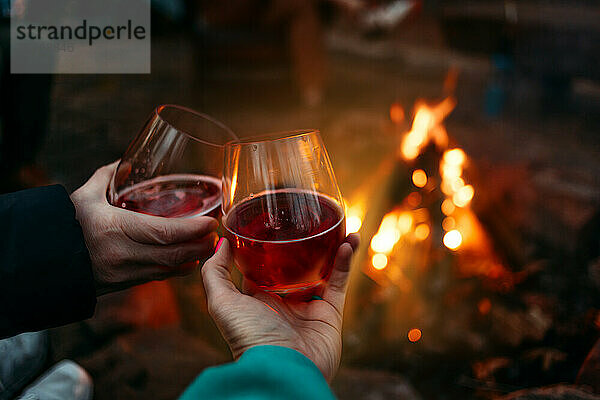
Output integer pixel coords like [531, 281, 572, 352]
[224, 189, 346, 298]
[108, 104, 236, 223]
[116, 174, 221, 218]
[222, 130, 346, 299]
[108, 105, 237, 273]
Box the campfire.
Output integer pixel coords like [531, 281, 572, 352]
[340, 83, 599, 398]
[345, 93, 512, 291]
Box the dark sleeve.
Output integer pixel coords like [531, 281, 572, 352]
[0, 185, 97, 339]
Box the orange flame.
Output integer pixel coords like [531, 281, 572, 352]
[400, 97, 456, 161]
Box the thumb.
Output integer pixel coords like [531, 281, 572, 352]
[118, 210, 219, 245]
[201, 239, 240, 307]
[322, 236, 357, 314]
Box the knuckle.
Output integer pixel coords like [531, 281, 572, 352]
[151, 223, 176, 245]
[104, 213, 125, 237]
[165, 247, 187, 267]
[200, 263, 210, 280]
[201, 259, 216, 279]
[106, 246, 126, 266]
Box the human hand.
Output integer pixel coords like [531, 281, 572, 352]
[201, 234, 360, 381]
[71, 161, 219, 296]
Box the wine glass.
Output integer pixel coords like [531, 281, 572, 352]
[222, 130, 346, 300]
[108, 105, 237, 219]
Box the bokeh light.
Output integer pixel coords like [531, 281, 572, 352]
[408, 328, 422, 342]
[372, 253, 388, 270]
[443, 230, 462, 250]
[412, 169, 427, 188]
[443, 148, 466, 165]
[390, 102, 405, 123]
[453, 185, 474, 207]
[415, 224, 430, 240]
[442, 216, 456, 231]
[441, 199, 455, 215]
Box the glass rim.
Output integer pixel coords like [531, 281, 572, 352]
[155, 104, 238, 147]
[224, 129, 319, 147]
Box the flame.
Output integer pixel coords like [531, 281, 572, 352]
[370, 209, 416, 255]
[363, 87, 513, 292]
[344, 198, 365, 235]
[439, 148, 475, 211]
[400, 97, 456, 161]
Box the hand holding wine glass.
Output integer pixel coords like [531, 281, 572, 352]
[201, 234, 359, 382]
[222, 130, 347, 300]
[71, 161, 219, 296]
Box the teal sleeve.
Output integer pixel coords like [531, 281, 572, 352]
[179, 346, 336, 400]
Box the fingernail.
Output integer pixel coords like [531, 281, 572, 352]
[215, 237, 224, 252]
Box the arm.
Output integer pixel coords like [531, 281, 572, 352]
[180, 235, 359, 398]
[0, 185, 96, 338]
[180, 346, 335, 400]
[0, 162, 219, 339]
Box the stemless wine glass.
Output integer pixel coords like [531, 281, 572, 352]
[108, 105, 237, 219]
[222, 130, 346, 300]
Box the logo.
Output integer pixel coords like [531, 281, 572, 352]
[11, 0, 150, 74]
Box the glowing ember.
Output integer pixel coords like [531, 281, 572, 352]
[478, 298, 492, 315]
[443, 230, 462, 250]
[408, 328, 422, 342]
[390, 102, 405, 124]
[415, 224, 430, 240]
[412, 169, 427, 188]
[372, 253, 388, 270]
